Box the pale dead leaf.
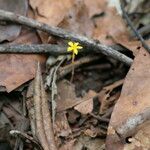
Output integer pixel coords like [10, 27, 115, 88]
[93, 7, 129, 45]
[57, 80, 97, 112]
[84, 0, 107, 18]
[0, 29, 46, 92]
[59, 0, 94, 38]
[106, 49, 150, 149]
[74, 90, 97, 115]
[98, 79, 123, 114]
[29, 0, 73, 26]
[54, 112, 72, 138]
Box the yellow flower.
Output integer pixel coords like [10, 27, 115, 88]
[67, 41, 83, 55]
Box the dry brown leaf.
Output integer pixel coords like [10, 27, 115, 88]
[0, 29, 46, 92]
[106, 49, 150, 150]
[84, 0, 107, 18]
[29, 0, 74, 43]
[74, 90, 97, 115]
[29, 0, 73, 26]
[124, 121, 150, 150]
[57, 80, 97, 113]
[56, 80, 81, 112]
[59, 0, 94, 38]
[93, 7, 129, 45]
[84, 126, 106, 138]
[98, 79, 123, 114]
[118, 39, 150, 56]
[54, 112, 72, 138]
[0, 0, 28, 42]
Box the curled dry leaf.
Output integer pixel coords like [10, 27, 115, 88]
[106, 49, 150, 150]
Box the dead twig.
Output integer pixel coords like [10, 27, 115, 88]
[133, 24, 150, 38]
[89, 113, 110, 123]
[0, 44, 67, 54]
[58, 55, 102, 79]
[0, 44, 129, 54]
[0, 9, 133, 66]
[121, 3, 150, 52]
[51, 57, 66, 125]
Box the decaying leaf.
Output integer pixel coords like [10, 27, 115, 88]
[0, 29, 46, 92]
[57, 80, 97, 113]
[84, 0, 107, 18]
[0, 0, 28, 42]
[98, 79, 123, 114]
[54, 112, 72, 138]
[29, 0, 74, 42]
[124, 121, 150, 150]
[56, 80, 81, 112]
[93, 7, 129, 45]
[29, 0, 73, 26]
[106, 49, 150, 150]
[74, 90, 97, 115]
[59, 0, 94, 38]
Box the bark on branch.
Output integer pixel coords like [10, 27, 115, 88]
[0, 9, 133, 66]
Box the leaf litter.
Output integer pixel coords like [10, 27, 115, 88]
[0, 0, 149, 150]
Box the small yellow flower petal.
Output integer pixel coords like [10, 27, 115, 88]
[77, 46, 83, 49]
[74, 42, 79, 46]
[67, 41, 83, 56]
[67, 47, 73, 51]
[68, 41, 74, 47]
[74, 48, 78, 55]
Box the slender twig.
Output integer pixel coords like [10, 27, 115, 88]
[121, 3, 150, 52]
[89, 113, 110, 123]
[58, 55, 102, 79]
[0, 9, 133, 66]
[51, 57, 66, 125]
[133, 24, 150, 38]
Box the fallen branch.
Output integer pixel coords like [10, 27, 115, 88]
[0, 9, 133, 66]
[0, 44, 67, 54]
[58, 55, 102, 78]
[0, 44, 129, 54]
